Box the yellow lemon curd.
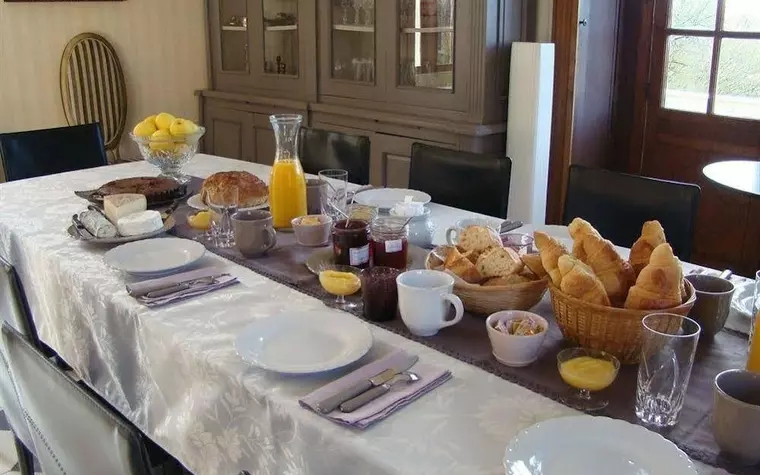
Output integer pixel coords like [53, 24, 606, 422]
[319, 270, 361, 296]
[559, 356, 617, 391]
[188, 211, 212, 230]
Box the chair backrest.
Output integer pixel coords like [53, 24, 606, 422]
[409, 143, 513, 218]
[2, 323, 153, 475]
[60, 33, 127, 156]
[562, 164, 701, 260]
[0, 123, 108, 182]
[299, 128, 371, 185]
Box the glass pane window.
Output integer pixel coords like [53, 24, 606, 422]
[668, 0, 718, 30]
[331, 0, 376, 83]
[219, 0, 249, 72]
[662, 35, 713, 113]
[714, 39, 760, 120]
[262, 0, 299, 76]
[723, 0, 760, 32]
[398, 0, 455, 90]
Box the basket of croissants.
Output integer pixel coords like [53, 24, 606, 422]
[535, 218, 696, 364]
[425, 226, 548, 314]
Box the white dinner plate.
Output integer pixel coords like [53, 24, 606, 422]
[235, 310, 373, 374]
[353, 188, 431, 210]
[187, 193, 268, 211]
[732, 281, 755, 319]
[504, 416, 696, 475]
[104, 237, 206, 276]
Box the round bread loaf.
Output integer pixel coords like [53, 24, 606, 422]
[200, 171, 268, 208]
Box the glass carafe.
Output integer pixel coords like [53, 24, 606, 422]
[268, 114, 307, 229]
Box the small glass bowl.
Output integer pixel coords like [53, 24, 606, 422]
[318, 264, 362, 310]
[130, 127, 205, 184]
[501, 233, 534, 254]
[557, 347, 620, 412]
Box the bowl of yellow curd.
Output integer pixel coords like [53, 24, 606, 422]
[557, 347, 620, 411]
[319, 264, 362, 311]
[292, 214, 332, 247]
[486, 311, 548, 367]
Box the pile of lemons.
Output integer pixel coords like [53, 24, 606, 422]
[132, 112, 200, 153]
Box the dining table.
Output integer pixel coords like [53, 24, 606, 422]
[0, 153, 750, 475]
[703, 160, 760, 198]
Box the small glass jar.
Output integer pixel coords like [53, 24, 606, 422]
[370, 217, 409, 269]
[332, 219, 370, 269]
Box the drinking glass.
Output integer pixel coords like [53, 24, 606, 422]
[360, 267, 402, 321]
[206, 186, 239, 249]
[635, 313, 701, 428]
[319, 169, 348, 221]
[319, 264, 362, 310]
[557, 347, 620, 411]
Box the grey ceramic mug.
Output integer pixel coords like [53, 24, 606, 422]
[231, 210, 276, 257]
[684, 274, 735, 337]
[713, 369, 760, 465]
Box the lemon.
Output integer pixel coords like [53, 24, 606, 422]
[188, 211, 212, 230]
[149, 129, 174, 152]
[169, 118, 198, 138]
[132, 119, 157, 138]
[155, 112, 176, 131]
[143, 114, 157, 127]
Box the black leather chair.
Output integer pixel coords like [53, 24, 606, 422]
[562, 164, 701, 260]
[299, 128, 370, 185]
[0, 123, 108, 181]
[409, 143, 513, 218]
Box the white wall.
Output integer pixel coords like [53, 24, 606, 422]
[0, 0, 209, 159]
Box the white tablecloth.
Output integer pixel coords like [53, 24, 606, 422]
[0, 155, 736, 474]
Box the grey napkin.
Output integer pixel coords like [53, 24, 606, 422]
[126, 267, 239, 307]
[300, 349, 452, 429]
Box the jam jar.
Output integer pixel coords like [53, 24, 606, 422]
[332, 219, 370, 269]
[370, 217, 409, 269]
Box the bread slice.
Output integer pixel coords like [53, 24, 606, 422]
[458, 225, 502, 253]
[483, 274, 531, 286]
[476, 246, 524, 278]
[444, 247, 484, 284]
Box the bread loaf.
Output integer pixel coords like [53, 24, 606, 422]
[476, 246, 524, 278]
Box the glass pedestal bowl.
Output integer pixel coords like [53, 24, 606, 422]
[130, 127, 205, 184]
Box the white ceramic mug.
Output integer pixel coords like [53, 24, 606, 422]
[396, 270, 464, 336]
[445, 218, 500, 246]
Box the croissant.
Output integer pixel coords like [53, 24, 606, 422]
[579, 234, 636, 306]
[534, 231, 568, 287]
[568, 218, 601, 261]
[558, 254, 611, 306]
[629, 220, 667, 276]
[624, 243, 683, 310]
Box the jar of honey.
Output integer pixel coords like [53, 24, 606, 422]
[332, 219, 370, 269]
[370, 217, 408, 269]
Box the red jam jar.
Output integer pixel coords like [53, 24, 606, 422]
[370, 217, 408, 269]
[332, 219, 370, 269]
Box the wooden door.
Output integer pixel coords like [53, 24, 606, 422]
[633, 0, 760, 275]
[248, 0, 317, 100]
[208, 0, 255, 91]
[318, 0, 387, 101]
[204, 105, 256, 162]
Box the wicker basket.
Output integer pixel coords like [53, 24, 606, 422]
[424, 252, 548, 315]
[548, 280, 697, 364]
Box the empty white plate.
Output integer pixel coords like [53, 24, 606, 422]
[504, 416, 696, 475]
[104, 237, 206, 276]
[187, 193, 268, 211]
[235, 310, 373, 374]
[353, 188, 431, 210]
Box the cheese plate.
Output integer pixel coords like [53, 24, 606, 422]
[68, 215, 176, 245]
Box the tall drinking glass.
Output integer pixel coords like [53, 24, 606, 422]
[206, 187, 239, 249]
[319, 169, 348, 221]
[635, 313, 701, 428]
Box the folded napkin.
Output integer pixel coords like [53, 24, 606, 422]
[126, 267, 239, 307]
[300, 350, 451, 429]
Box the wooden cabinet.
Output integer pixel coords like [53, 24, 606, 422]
[202, 0, 523, 174]
[203, 105, 255, 162]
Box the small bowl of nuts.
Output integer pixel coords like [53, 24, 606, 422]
[292, 214, 333, 247]
[485, 311, 548, 367]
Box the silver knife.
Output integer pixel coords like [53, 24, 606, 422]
[499, 220, 523, 234]
[316, 354, 419, 414]
[138, 274, 227, 299]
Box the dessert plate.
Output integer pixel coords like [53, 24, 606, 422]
[104, 237, 205, 276]
[187, 193, 268, 211]
[732, 281, 755, 319]
[504, 416, 697, 475]
[235, 310, 373, 374]
[353, 188, 431, 210]
[68, 216, 175, 245]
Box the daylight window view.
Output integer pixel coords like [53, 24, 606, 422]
[664, 0, 760, 120]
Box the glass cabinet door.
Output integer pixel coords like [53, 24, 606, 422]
[262, 0, 299, 77]
[397, 0, 454, 90]
[218, 0, 250, 74]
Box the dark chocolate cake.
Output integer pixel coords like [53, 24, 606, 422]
[96, 177, 186, 205]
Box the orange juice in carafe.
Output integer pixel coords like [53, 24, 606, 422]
[748, 309, 760, 373]
[268, 114, 307, 229]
